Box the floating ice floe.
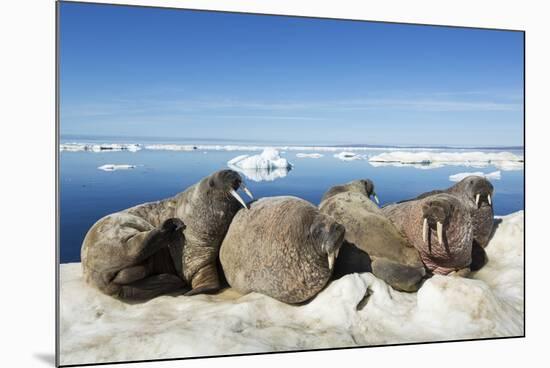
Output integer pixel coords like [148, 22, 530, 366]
[369, 151, 524, 171]
[59, 211, 524, 366]
[334, 151, 366, 161]
[60, 143, 142, 152]
[449, 170, 502, 182]
[228, 148, 292, 170]
[97, 164, 137, 171]
[228, 149, 292, 182]
[296, 153, 323, 159]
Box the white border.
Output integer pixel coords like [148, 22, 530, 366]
[2, 0, 548, 367]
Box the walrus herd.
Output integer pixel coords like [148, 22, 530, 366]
[81, 169, 495, 304]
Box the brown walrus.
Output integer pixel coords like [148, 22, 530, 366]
[219, 196, 345, 304]
[81, 169, 253, 300]
[321, 178, 379, 204]
[382, 193, 474, 275]
[319, 180, 425, 292]
[411, 176, 494, 249]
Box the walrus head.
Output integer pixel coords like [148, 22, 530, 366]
[208, 170, 254, 209]
[454, 176, 494, 208]
[349, 179, 379, 204]
[421, 195, 453, 247]
[309, 216, 346, 270]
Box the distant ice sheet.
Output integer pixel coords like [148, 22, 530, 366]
[449, 170, 502, 182]
[97, 164, 137, 171]
[296, 153, 323, 159]
[61, 143, 141, 152]
[369, 151, 523, 171]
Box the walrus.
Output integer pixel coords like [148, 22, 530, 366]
[382, 193, 474, 275]
[219, 196, 345, 304]
[81, 169, 253, 299]
[321, 178, 379, 204]
[319, 181, 425, 292]
[410, 176, 494, 249]
[81, 214, 187, 300]
[174, 169, 253, 295]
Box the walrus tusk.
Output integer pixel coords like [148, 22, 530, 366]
[437, 221, 443, 246]
[335, 247, 340, 259]
[487, 194, 492, 206]
[373, 193, 380, 204]
[241, 184, 254, 199]
[230, 189, 248, 209]
[423, 218, 428, 243]
[475, 193, 480, 207]
[328, 252, 336, 270]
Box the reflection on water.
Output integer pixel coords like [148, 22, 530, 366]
[228, 164, 292, 182]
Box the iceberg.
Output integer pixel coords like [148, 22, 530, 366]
[449, 170, 501, 182]
[369, 151, 523, 171]
[227, 148, 292, 170]
[60, 143, 142, 152]
[97, 164, 137, 171]
[59, 211, 523, 365]
[296, 153, 323, 159]
[334, 152, 366, 161]
[229, 167, 291, 182]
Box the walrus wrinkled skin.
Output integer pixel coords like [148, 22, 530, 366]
[321, 179, 380, 204]
[173, 170, 253, 295]
[382, 193, 474, 275]
[319, 182, 425, 292]
[219, 196, 345, 304]
[81, 169, 253, 299]
[401, 176, 494, 249]
[81, 212, 187, 300]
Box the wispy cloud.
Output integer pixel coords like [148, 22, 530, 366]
[61, 90, 523, 121]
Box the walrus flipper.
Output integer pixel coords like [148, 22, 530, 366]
[184, 262, 221, 296]
[118, 274, 188, 300]
[124, 217, 185, 265]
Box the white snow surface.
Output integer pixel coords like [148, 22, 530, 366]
[97, 164, 137, 171]
[334, 151, 366, 161]
[60, 143, 141, 152]
[296, 153, 324, 159]
[449, 170, 502, 182]
[227, 148, 292, 169]
[59, 211, 523, 366]
[369, 151, 523, 171]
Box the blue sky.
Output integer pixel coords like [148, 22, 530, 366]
[59, 2, 524, 146]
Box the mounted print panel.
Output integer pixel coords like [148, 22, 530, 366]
[56, 1, 525, 366]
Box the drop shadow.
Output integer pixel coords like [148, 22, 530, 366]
[33, 353, 55, 366]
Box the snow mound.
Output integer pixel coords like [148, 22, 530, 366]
[228, 148, 292, 170]
[59, 211, 523, 366]
[369, 151, 523, 171]
[449, 170, 501, 182]
[296, 153, 323, 159]
[60, 143, 141, 152]
[97, 164, 137, 172]
[334, 152, 366, 161]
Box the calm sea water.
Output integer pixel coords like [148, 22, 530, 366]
[60, 145, 524, 263]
